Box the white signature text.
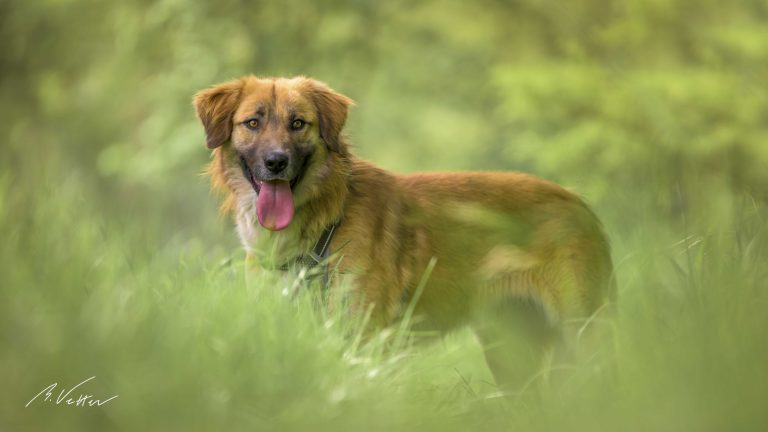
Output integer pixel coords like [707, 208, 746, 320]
[26, 376, 118, 408]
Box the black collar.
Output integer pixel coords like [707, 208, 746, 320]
[277, 220, 340, 287]
[305, 219, 339, 265]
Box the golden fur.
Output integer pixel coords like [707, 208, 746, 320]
[194, 76, 615, 392]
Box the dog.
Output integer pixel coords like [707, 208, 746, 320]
[194, 76, 615, 394]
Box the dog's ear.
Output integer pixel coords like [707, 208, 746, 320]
[194, 79, 243, 149]
[303, 79, 353, 155]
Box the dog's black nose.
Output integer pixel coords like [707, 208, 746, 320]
[264, 152, 289, 174]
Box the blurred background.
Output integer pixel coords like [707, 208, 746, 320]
[2, 0, 767, 430]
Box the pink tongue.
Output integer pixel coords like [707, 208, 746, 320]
[256, 180, 294, 231]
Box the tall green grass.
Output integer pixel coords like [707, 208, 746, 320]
[2, 159, 766, 431]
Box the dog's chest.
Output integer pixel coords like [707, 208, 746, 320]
[235, 195, 304, 267]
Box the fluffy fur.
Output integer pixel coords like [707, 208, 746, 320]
[194, 76, 615, 392]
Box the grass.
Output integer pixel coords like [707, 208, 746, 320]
[2, 166, 767, 431]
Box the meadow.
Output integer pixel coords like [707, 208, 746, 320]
[2, 1, 767, 430]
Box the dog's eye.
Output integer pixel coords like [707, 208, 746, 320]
[291, 119, 306, 130]
[244, 119, 259, 130]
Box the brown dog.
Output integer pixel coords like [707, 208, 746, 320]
[194, 76, 615, 393]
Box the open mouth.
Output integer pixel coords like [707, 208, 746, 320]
[239, 155, 310, 194]
[239, 154, 311, 231]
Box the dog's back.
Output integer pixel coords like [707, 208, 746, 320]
[334, 164, 614, 330]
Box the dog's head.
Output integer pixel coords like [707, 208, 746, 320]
[194, 76, 352, 231]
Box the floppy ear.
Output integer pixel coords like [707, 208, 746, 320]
[304, 79, 353, 155]
[193, 79, 243, 149]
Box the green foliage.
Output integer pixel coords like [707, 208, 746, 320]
[492, 64, 768, 210]
[2, 0, 767, 430]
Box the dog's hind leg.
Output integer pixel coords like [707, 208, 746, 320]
[471, 288, 559, 404]
[480, 257, 613, 403]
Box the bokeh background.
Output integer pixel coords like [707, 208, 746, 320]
[2, 0, 767, 430]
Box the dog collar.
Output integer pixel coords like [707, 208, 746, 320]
[277, 220, 340, 287]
